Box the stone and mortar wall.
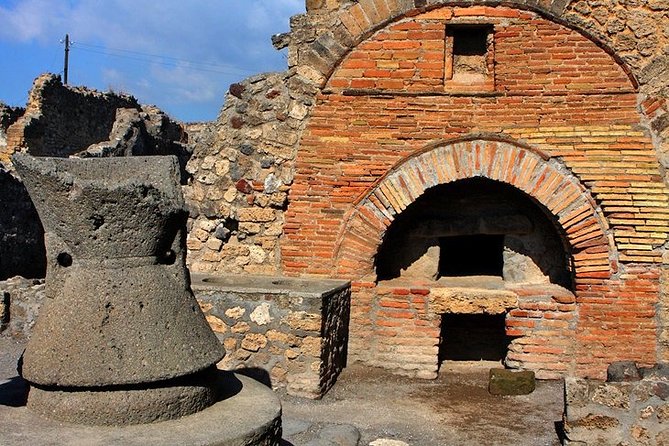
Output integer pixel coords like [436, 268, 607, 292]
[0, 273, 351, 399]
[0, 103, 23, 149]
[2, 74, 139, 161]
[181, 277, 350, 398]
[0, 277, 44, 337]
[159, 1, 669, 383]
[564, 363, 669, 445]
[3, 0, 669, 385]
[263, 1, 669, 380]
[182, 73, 316, 275]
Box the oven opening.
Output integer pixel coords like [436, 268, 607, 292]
[438, 313, 510, 363]
[438, 234, 504, 278]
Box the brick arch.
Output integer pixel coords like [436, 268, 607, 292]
[333, 137, 614, 280]
[302, 0, 638, 89]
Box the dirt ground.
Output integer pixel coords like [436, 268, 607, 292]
[0, 337, 564, 445]
[280, 361, 564, 446]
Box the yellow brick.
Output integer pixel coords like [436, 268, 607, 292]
[320, 136, 350, 143]
[618, 244, 653, 251]
[581, 137, 618, 143]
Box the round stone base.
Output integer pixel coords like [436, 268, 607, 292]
[27, 367, 220, 425]
[0, 372, 282, 446]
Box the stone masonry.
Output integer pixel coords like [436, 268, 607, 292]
[183, 72, 316, 275]
[563, 362, 669, 445]
[193, 274, 350, 398]
[271, 0, 669, 380]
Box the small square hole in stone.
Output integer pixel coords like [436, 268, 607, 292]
[447, 25, 493, 82]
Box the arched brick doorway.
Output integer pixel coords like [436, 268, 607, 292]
[330, 138, 610, 378]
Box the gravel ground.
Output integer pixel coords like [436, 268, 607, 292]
[1, 337, 564, 445]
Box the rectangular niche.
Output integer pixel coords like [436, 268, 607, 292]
[438, 234, 504, 277]
[439, 313, 510, 363]
[444, 24, 495, 92]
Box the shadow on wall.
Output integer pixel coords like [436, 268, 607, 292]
[0, 168, 44, 280]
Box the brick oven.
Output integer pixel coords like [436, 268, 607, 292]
[279, 2, 669, 380]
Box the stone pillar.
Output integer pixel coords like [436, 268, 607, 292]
[12, 154, 226, 425]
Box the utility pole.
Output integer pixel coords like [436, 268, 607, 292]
[63, 34, 70, 84]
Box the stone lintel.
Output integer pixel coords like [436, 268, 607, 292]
[429, 287, 518, 314]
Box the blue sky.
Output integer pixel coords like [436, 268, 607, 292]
[0, 0, 305, 122]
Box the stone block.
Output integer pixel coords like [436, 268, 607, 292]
[430, 287, 518, 315]
[591, 382, 631, 409]
[193, 274, 350, 398]
[607, 361, 641, 382]
[488, 368, 536, 395]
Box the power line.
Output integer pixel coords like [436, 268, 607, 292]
[71, 41, 257, 76]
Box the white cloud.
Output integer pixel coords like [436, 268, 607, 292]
[0, 0, 68, 42]
[0, 0, 305, 121]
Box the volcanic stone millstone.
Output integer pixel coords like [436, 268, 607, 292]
[27, 367, 220, 426]
[12, 154, 225, 424]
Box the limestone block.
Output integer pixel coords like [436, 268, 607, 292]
[301, 336, 322, 357]
[232, 321, 251, 333]
[238, 207, 276, 222]
[658, 404, 669, 422]
[429, 287, 518, 314]
[250, 302, 272, 325]
[592, 382, 631, 409]
[241, 333, 268, 352]
[283, 311, 322, 331]
[205, 314, 229, 333]
[248, 245, 267, 263]
[225, 306, 246, 319]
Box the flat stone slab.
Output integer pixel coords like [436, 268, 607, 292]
[192, 273, 350, 298]
[0, 372, 281, 446]
[430, 286, 518, 315]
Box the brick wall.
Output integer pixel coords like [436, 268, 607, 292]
[279, 4, 669, 379]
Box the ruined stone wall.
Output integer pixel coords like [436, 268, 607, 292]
[0, 277, 44, 337]
[0, 103, 42, 280]
[0, 103, 23, 149]
[0, 74, 191, 280]
[0, 167, 45, 280]
[2, 74, 139, 162]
